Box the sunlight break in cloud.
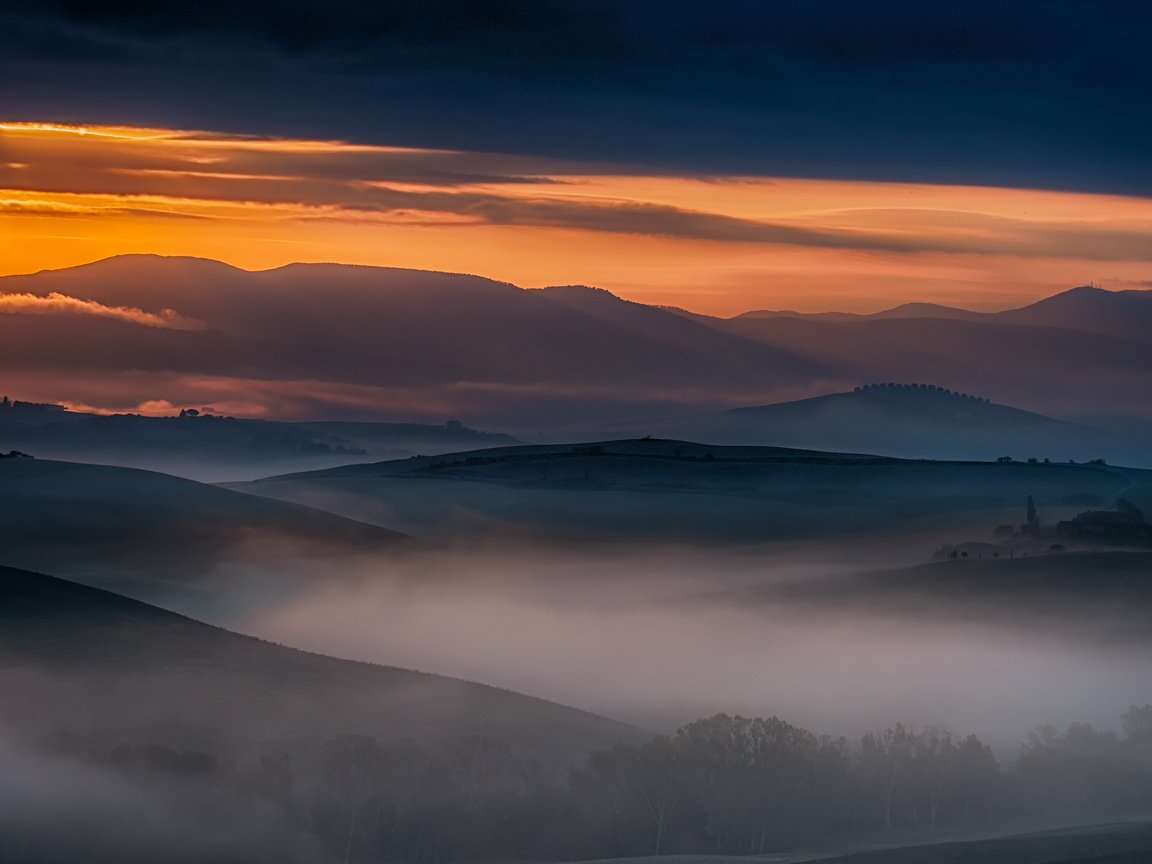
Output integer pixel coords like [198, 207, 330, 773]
[4, 120, 1152, 313]
[0, 292, 202, 330]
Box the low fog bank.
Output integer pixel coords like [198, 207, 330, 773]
[236, 543, 1152, 747]
[0, 732, 326, 864]
[5, 693, 1152, 864]
[6, 540, 1152, 863]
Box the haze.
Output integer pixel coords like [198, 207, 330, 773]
[5, 3, 1152, 863]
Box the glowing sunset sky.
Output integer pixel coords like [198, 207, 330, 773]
[4, 121, 1152, 316]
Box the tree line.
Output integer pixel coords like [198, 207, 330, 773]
[49, 706, 1152, 863]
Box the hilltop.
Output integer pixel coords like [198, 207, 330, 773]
[232, 438, 1152, 545]
[593, 383, 1126, 463]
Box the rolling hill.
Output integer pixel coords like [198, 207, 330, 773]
[0, 456, 408, 611]
[591, 384, 1136, 463]
[0, 564, 637, 765]
[232, 439, 1152, 545]
[0, 398, 518, 480]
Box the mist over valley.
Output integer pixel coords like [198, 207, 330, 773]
[7, 5, 1152, 857]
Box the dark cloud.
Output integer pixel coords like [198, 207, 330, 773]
[3, 1, 1152, 193]
[6, 133, 1152, 259]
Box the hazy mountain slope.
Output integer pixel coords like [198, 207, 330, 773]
[233, 439, 1147, 545]
[734, 301, 987, 322]
[735, 286, 1152, 340]
[536, 284, 825, 375]
[0, 405, 519, 481]
[0, 409, 368, 480]
[593, 386, 1137, 463]
[716, 316, 1152, 417]
[996, 285, 1152, 341]
[0, 457, 406, 608]
[727, 386, 1059, 426]
[0, 565, 636, 765]
[297, 420, 518, 456]
[5, 257, 1152, 423]
[0, 255, 823, 390]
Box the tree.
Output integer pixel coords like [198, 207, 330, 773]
[1123, 705, 1152, 744]
[858, 725, 917, 829]
[915, 728, 956, 828]
[676, 714, 834, 853]
[582, 736, 688, 855]
[953, 735, 999, 821]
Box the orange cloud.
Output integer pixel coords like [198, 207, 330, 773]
[3, 120, 1152, 314]
[0, 291, 201, 330]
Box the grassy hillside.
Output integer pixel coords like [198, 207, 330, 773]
[0, 564, 638, 765]
[233, 439, 1149, 544]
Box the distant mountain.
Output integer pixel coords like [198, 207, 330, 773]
[0, 564, 635, 765]
[995, 285, 1152, 342]
[0, 457, 407, 611]
[3, 257, 1152, 426]
[533, 284, 802, 370]
[716, 313, 1152, 421]
[736, 286, 1152, 336]
[233, 438, 1151, 545]
[0, 256, 822, 413]
[735, 301, 986, 322]
[592, 384, 1138, 463]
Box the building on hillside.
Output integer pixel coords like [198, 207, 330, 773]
[1056, 499, 1150, 541]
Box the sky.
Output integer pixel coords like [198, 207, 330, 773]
[3, 1, 1152, 314]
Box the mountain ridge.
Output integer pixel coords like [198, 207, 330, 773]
[737, 284, 1152, 333]
[4, 256, 1152, 424]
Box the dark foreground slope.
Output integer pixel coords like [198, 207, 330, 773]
[0, 565, 636, 766]
[570, 821, 1152, 864]
[0, 456, 407, 609]
[233, 439, 1151, 545]
[802, 821, 1152, 864]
